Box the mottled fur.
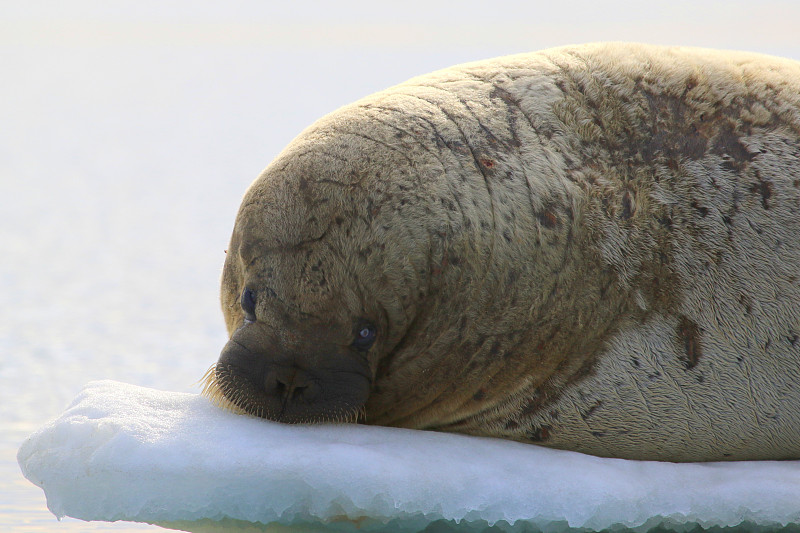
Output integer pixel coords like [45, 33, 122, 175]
[211, 43, 800, 461]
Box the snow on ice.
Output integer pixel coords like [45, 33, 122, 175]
[17, 380, 800, 532]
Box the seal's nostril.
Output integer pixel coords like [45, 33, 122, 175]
[268, 366, 311, 401]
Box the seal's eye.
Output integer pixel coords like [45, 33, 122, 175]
[352, 323, 377, 350]
[241, 287, 257, 324]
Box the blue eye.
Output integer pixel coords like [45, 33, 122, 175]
[352, 323, 377, 350]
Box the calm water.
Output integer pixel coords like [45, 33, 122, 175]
[3, 4, 800, 532]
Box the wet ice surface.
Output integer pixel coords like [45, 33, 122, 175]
[17, 380, 800, 533]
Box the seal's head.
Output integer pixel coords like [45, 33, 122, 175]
[202, 82, 591, 431]
[202, 108, 439, 424]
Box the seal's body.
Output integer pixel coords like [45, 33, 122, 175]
[205, 43, 800, 461]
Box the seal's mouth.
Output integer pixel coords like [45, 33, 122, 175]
[202, 321, 373, 423]
[200, 360, 370, 424]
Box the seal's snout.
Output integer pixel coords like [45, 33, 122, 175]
[265, 365, 318, 403]
[204, 324, 372, 424]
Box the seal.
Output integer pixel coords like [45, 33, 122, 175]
[202, 43, 800, 461]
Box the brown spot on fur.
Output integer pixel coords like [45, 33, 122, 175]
[519, 391, 546, 417]
[677, 316, 702, 370]
[750, 178, 773, 209]
[691, 200, 709, 217]
[480, 158, 496, 168]
[739, 294, 753, 315]
[640, 91, 708, 162]
[712, 127, 756, 169]
[527, 425, 551, 442]
[643, 128, 707, 163]
[539, 210, 558, 228]
[621, 190, 634, 220]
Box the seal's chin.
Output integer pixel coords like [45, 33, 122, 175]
[200, 361, 370, 424]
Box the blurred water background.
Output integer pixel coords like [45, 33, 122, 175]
[2, 1, 799, 531]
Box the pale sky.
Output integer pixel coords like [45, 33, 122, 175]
[2, 0, 799, 60]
